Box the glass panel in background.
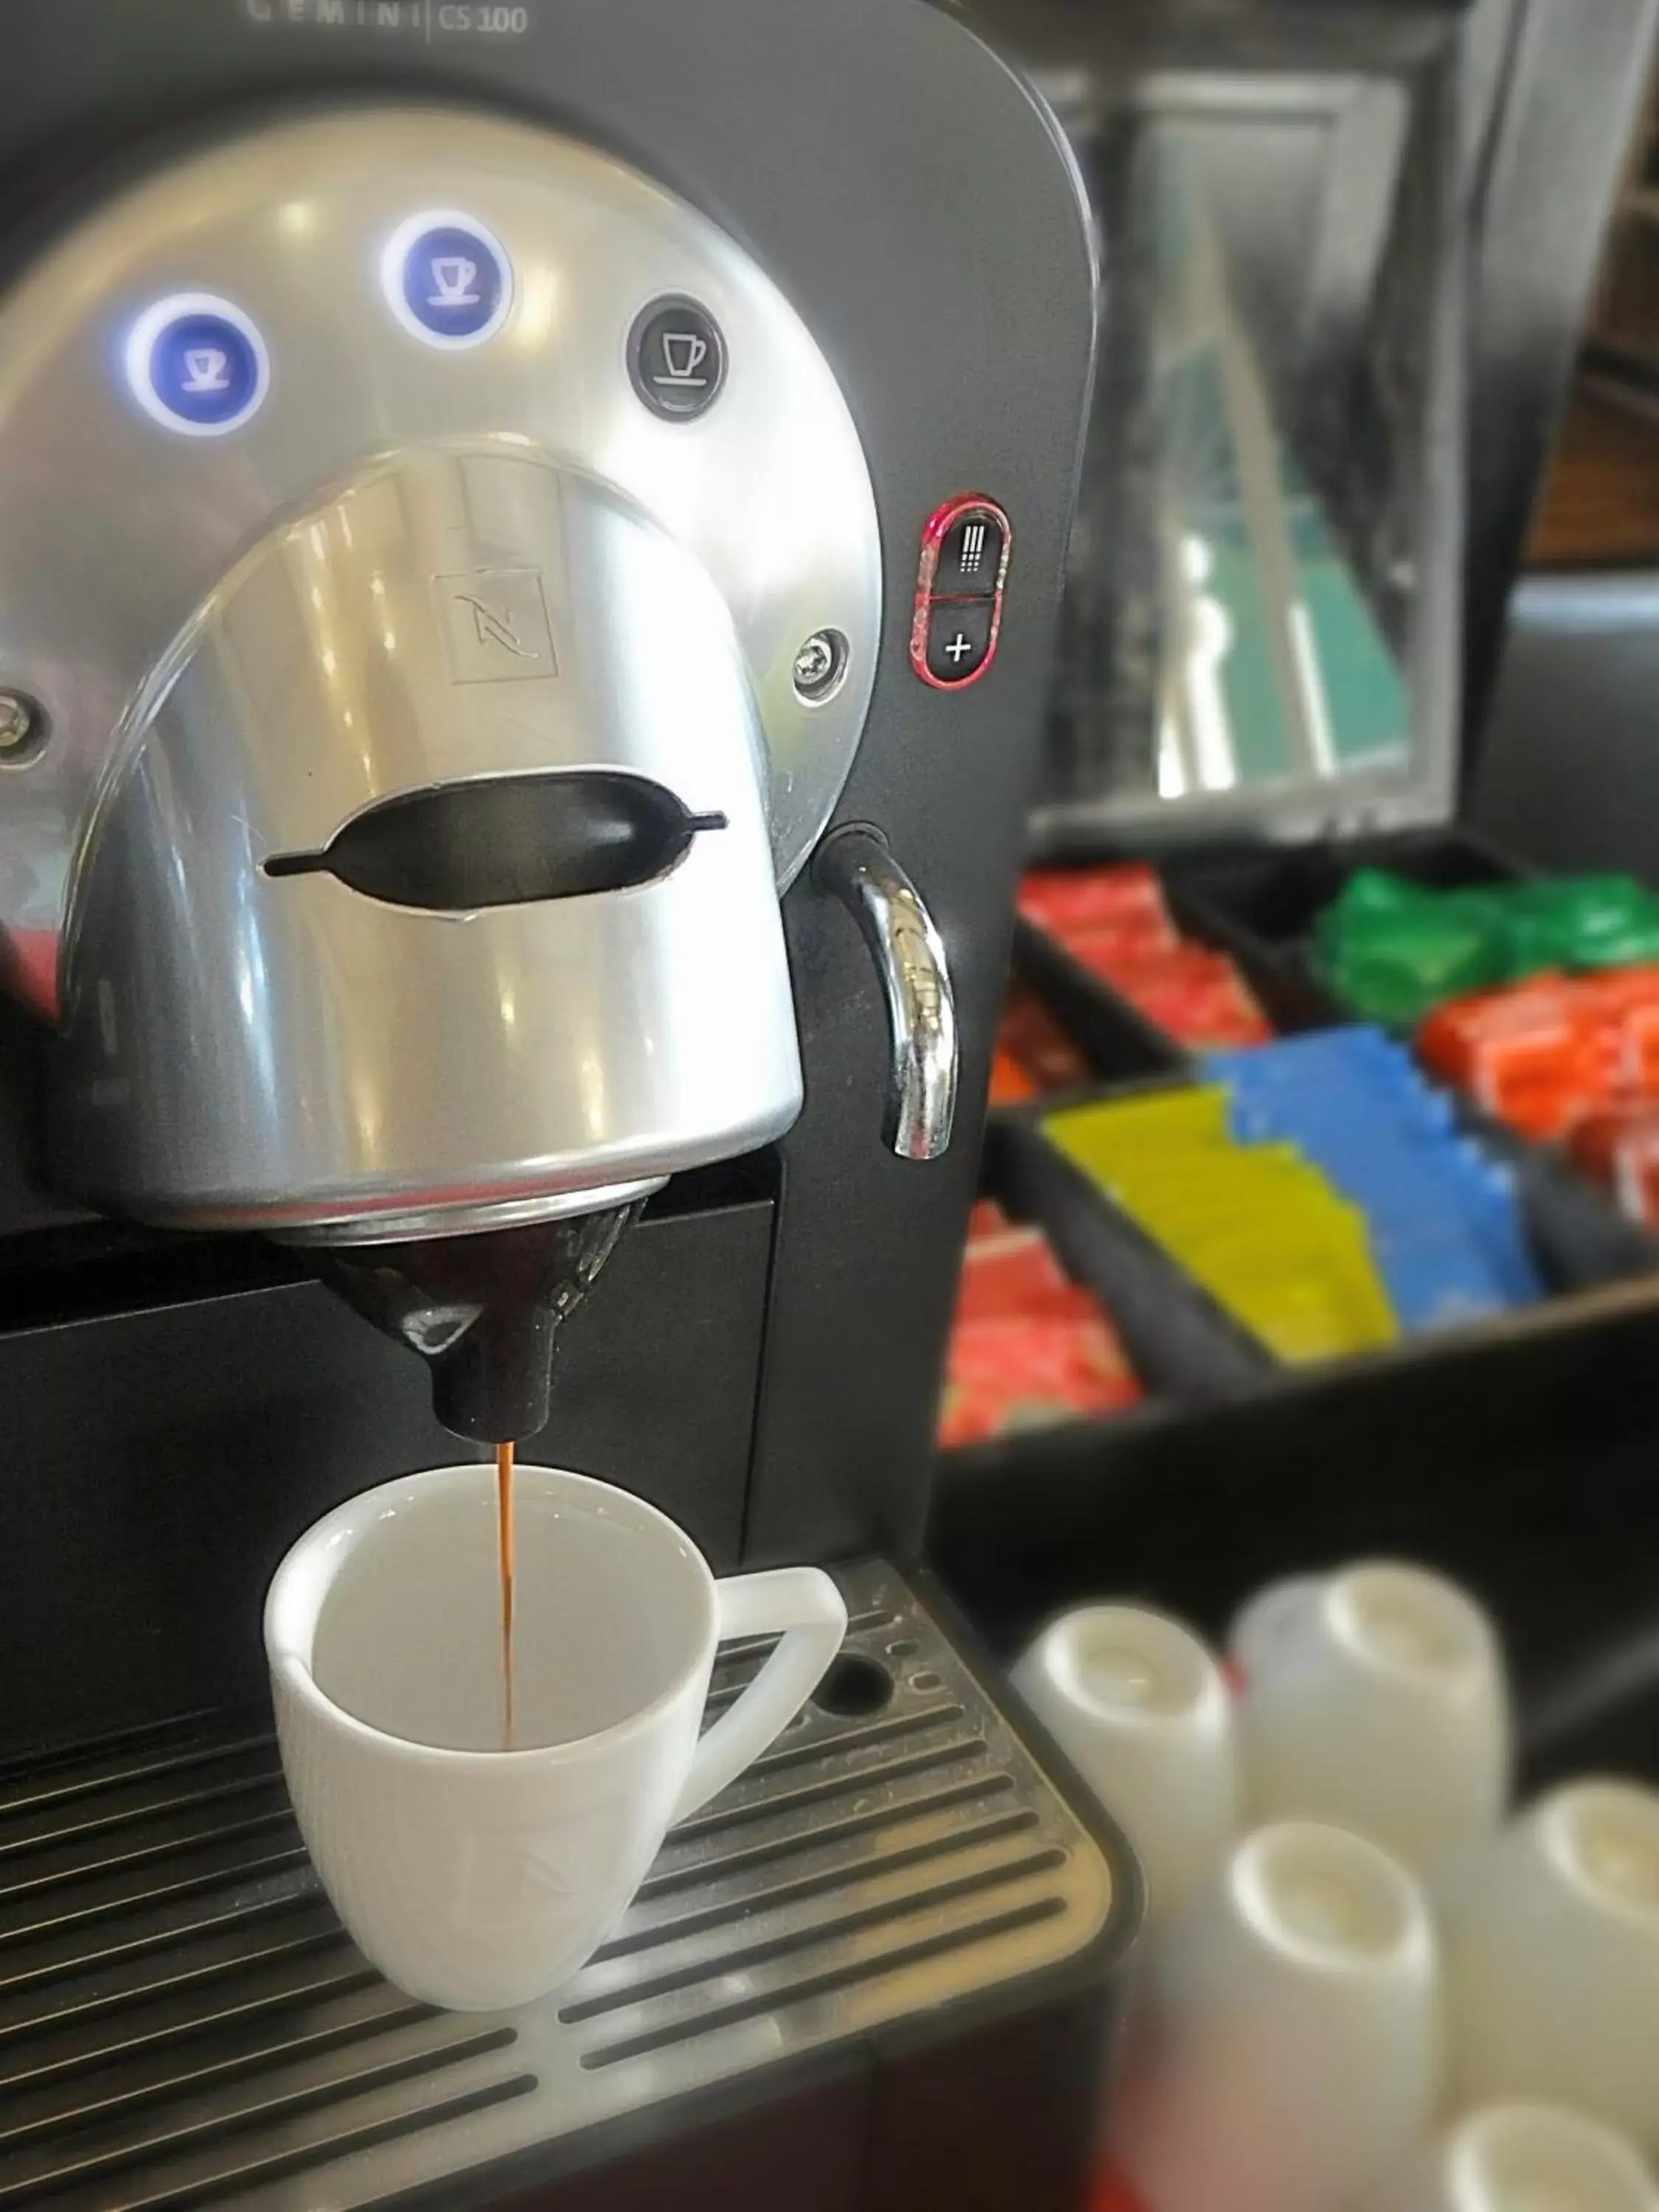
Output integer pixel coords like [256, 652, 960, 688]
[1035, 60, 1453, 846]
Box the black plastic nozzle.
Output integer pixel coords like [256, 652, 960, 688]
[308, 1201, 641, 1443]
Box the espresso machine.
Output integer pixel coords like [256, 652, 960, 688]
[0, 1, 1137, 2205]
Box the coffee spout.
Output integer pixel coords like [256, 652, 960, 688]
[305, 1202, 641, 1443]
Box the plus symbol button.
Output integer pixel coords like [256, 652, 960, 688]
[920, 591, 995, 686]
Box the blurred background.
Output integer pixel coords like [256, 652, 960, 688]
[933, 0, 1659, 1812]
[931, 15, 1659, 2196]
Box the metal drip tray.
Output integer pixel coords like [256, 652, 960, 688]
[0, 1562, 1115, 2210]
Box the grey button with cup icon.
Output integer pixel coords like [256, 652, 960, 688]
[629, 296, 726, 420]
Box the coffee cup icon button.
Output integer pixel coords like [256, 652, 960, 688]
[630, 299, 726, 420]
[388, 217, 511, 345]
[128, 296, 268, 434]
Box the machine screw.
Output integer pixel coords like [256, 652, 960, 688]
[0, 689, 46, 768]
[793, 630, 849, 703]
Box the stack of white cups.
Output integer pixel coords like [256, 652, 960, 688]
[1012, 1559, 1659, 2212]
[1362, 2104, 1659, 2212]
[1015, 1576, 1448, 2212]
[1439, 1779, 1659, 2157]
[1113, 1817, 1440, 2212]
[1011, 1604, 1239, 1935]
[1231, 1563, 1510, 1884]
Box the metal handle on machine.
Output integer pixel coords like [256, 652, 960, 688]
[816, 827, 957, 1161]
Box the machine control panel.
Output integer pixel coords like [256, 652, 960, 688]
[0, 105, 883, 1019]
[909, 494, 1010, 689]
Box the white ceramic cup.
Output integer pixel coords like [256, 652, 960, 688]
[265, 1462, 846, 2011]
[1363, 2103, 1659, 2212]
[1441, 1780, 1659, 2154]
[1228, 1560, 1511, 1879]
[1012, 1604, 1238, 1931]
[1113, 1820, 1441, 2212]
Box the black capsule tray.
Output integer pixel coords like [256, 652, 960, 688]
[943, 889, 1659, 1798]
[1164, 823, 1533, 1028]
[1016, 825, 1528, 1058]
[1000, 828, 1659, 1343]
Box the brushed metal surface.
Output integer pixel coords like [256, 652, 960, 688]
[276, 1177, 667, 1248]
[49, 449, 804, 1233]
[0, 1562, 1118, 2212]
[0, 103, 882, 1019]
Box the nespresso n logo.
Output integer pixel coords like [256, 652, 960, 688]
[457, 594, 535, 658]
[435, 569, 557, 684]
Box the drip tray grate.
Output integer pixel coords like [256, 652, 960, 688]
[0, 1562, 1113, 2211]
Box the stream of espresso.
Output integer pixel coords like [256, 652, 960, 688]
[496, 1440, 515, 1745]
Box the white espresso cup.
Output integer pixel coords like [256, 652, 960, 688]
[1229, 1560, 1511, 1880]
[1363, 2103, 1659, 2212]
[1441, 1780, 1659, 2154]
[1012, 1604, 1238, 1932]
[1113, 1820, 1441, 2212]
[265, 1462, 846, 2011]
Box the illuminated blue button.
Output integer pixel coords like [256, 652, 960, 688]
[125, 293, 269, 437]
[381, 210, 511, 349]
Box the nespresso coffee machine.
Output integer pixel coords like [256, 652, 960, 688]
[0, 2, 1136, 2204]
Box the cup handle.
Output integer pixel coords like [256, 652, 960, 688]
[672, 1566, 847, 1823]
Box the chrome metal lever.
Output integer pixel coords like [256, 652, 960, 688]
[815, 827, 957, 1161]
